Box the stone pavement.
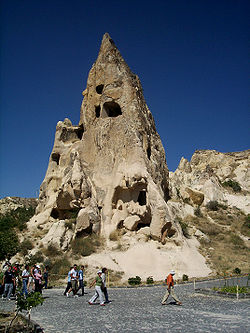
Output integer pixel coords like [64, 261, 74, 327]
[0, 280, 249, 333]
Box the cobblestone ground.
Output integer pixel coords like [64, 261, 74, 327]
[0, 279, 249, 333]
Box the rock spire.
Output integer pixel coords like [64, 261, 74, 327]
[28, 33, 181, 249]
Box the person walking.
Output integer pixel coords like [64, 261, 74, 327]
[88, 270, 105, 306]
[70, 264, 79, 297]
[64, 266, 73, 296]
[21, 264, 30, 297]
[34, 267, 43, 293]
[77, 265, 85, 296]
[101, 267, 110, 303]
[2, 266, 15, 300]
[161, 270, 182, 305]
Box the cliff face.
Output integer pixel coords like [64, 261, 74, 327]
[28, 33, 180, 252]
[169, 149, 250, 215]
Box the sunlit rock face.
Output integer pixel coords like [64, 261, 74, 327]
[29, 33, 182, 248]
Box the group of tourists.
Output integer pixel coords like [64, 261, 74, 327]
[0, 260, 49, 300]
[1, 259, 181, 306]
[63, 265, 110, 306]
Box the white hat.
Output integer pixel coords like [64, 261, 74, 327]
[36, 265, 40, 268]
[170, 270, 175, 275]
[97, 270, 102, 274]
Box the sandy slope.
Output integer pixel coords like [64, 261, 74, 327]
[83, 238, 211, 281]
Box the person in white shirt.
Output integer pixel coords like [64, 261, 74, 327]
[101, 267, 110, 303]
[70, 264, 79, 297]
[21, 264, 30, 297]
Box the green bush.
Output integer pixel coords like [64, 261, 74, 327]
[146, 276, 154, 284]
[230, 234, 245, 248]
[194, 206, 203, 217]
[128, 276, 141, 285]
[50, 256, 71, 276]
[0, 206, 35, 232]
[44, 244, 61, 257]
[243, 215, 250, 229]
[223, 179, 241, 192]
[233, 267, 241, 275]
[20, 239, 33, 256]
[179, 221, 190, 238]
[213, 286, 248, 294]
[0, 230, 19, 260]
[206, 201, 219, 211]
[182, 274, 189, 282]
[71, 234, 102, 256]
[27, 251, 44, 266]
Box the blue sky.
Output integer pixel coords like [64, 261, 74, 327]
[0, 0, 249, 198]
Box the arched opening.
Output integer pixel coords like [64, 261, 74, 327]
[95, 105, 101, 118]
[147, 146, 151, 160]
[137, 191, 146, 206]
[96, 84, 104, 94]
[51, 208, 60, 219]
[51, 153, 60, 165]
[117, 221, 124, 229]
[75, 124, 84, 140]
[103, 101, 122, 118]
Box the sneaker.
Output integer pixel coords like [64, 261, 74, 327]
[177, 302, 182, 306]
[74, 295, 79, 298]
[88, 301, 93, 305]
[100, 304, 105, 306]
[66, 292, 69, 297]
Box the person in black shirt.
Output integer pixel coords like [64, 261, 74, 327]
[2, 266, 15, 300]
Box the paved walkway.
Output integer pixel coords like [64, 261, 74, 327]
[0, 280, 249, 332]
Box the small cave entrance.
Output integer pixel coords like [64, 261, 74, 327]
[51, 153, 60, 165]
[96, 84, 104, 94]
[147, 146, 151, 160]
[117, 221, 124, 229]
[75, 124, 84, 140]
[95, 105, 101, 118]
[137, 191, 146, 206]
[50, 208, 60, 219]
[161, 222, 176, 241]
[103, 101, 122, 118]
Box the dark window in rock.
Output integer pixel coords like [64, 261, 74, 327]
[147, 146, 151, 160]
[51, 208, 59, 219]
[51, 153, 60, 165]
[75, 124, 84, 140]
[137, 191, 146, 206]
[117, 221, 124, 229]
[96, 84, 104, 94]
[136, 223, 147, 231]
[95, 105, 101, 118]
[103, 101, 122, 117]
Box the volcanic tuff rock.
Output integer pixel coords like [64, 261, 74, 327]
[169, 149, 250, 215]
[28, 33, 181, 249]
[0, 197, 38, 215]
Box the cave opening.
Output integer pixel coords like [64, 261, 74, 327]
[95, 105, 101, 118]
[103, 101, 122, 117]
[96, 84, 104, 94]
[51, 153, 60, 165]
[137, 191, 146, 206]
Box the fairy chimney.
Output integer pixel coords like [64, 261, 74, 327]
[29, 33, 181, 248]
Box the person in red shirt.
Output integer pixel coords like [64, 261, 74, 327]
[161, 270, 182, 305]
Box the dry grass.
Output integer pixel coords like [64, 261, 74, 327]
[184, 206, 250, 275]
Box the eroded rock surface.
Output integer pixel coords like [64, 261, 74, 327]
[28, 33, 180, 248]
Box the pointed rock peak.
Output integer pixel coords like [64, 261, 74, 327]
[96, 32, 122, 64]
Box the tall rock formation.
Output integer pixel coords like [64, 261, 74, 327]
[28, 33, 181, 250]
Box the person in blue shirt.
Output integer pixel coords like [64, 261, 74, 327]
[63, 266, 73, 296]
[77, 265, 85, 296]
